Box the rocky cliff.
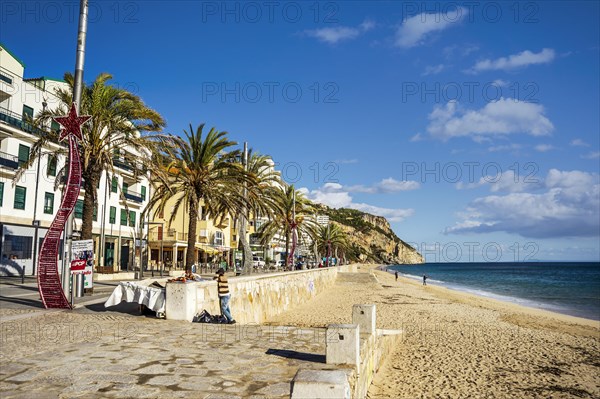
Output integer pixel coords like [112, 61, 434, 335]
[314, 205, 424, 265]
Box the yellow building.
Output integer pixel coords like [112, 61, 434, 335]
[146, 194, 235, 272]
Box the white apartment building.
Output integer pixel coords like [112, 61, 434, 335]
[0, 44, 150, 276]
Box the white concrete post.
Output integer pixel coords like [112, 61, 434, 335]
[166, 281, 197, 321]
[326, 324, 360, 369]
[291, 369, 351, 399]
[352, 304, 376, 335]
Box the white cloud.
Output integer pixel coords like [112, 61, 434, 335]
[427, 98, 554, 141]
[455, 170, 542, 193]
[300, 183, 354, 208]
[570, 138, 589, 147]
[305, 19, 374, 44]
[395, 8, 467, 48]
[582, 151, 600, 159]
[349, 203, 415, 222]
[445, 169, 600, 238]
[410, 133, 423, 142]
[443, 44, 479, 58]
[534, 144, 555, 152]
[306, 178, 420, 196]
[467, 48, 555, 73]
[422, 64, 446, 76]
[301, 181, 416, 222]
[347, 178, 420, 194]
[488, 143, 522, 152]
[493, 79, 509, 87]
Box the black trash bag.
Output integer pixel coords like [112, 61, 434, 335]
[193, 310, 213, 323]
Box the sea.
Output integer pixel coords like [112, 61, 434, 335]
[388, 262, 600, 321]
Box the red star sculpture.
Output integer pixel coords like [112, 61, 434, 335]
[54, 103, 91, 141]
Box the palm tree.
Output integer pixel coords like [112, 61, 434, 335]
[147, 124, 250, 273]
[257, 184, 317, 269]
[316, 223, 348, 265]
[235, 151, 281, 274]
[19, 72, 165, 240]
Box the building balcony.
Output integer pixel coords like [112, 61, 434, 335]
[161, 230, 188, 242]
[0, 106, 45, 136]
[0, 150, 18, 169]
[124, 190, 143, 203]
[113, 157, 133, 171]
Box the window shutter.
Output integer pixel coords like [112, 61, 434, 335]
[18, 144, 30, 167]
[14, 186, 26, 209]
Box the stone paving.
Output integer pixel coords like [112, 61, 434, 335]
[0, 301, 341, 398]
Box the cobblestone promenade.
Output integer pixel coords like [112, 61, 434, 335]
[0, 300, 335, 398]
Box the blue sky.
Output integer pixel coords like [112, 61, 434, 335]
[2, 1, 599, 261]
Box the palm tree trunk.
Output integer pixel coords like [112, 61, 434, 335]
[238, 215, 253, 274]
[81, 170, 98, 240]
[185, 200, 198, 273]
[285, 232, 290, 269]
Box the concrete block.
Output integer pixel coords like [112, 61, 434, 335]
[326, 324, 360, 368]
[291, 369, 351, 399]
[352, 304, 376, 335]
[166, 282, 197, 321]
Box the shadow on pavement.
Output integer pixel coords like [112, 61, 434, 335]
[0, 295, 45, 309]
[266, 348, 326, 363]
[82, 301, 158, 318]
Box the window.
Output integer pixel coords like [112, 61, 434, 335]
[111, 176, 118, 193]
[214, 231, 223, 246]
[2, 235, 33, 260]
[18, 144, 30, 167]
[22, 105, 34, 119]
[0, 182, 3, 207]
[46, 155, 57, 177]
[141, 186, 146, 201]
[93, 204, 98, 221]
[123, 182, 129, 195]
[44, 192, 54, 214]
[51, 120, 60, 133]
[0, 73, 12, 84]
[120, 209, 128, 226]
[109, 206, 116, 224]
[14, 186, 26, 209]
[129, 211, 136, 227]
[74, 200, 83, 219]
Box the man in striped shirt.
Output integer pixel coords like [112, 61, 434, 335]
[214, 268, 235, 324]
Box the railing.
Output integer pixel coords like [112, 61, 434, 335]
[0, 106, 46, 136]
[113, 157, 133, 171]
[124, 190, 143, 203]
[147, 231, 188, 242]
[162, 230, 188, 242]
[0, 150, 18, 169]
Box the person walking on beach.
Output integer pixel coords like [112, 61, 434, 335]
[423, 275, 428, 286]
[214, 268, 236, 324]
[395, 271, 398, 281]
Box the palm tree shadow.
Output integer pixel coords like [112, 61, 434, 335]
[83, 301, 157, 318]
[0, 295, 45, 309]
[0, 259, 25, 277]
[265, 348, 326, 364]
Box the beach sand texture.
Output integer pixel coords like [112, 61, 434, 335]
[267, 266, 600, 399]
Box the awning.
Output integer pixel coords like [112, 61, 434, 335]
[195, 244, 220, 255]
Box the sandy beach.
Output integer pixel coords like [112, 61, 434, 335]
[267, 265, 600, 399]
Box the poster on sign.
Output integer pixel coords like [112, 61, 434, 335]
[71, 239, 94, 288]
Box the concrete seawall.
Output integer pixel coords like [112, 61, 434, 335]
[166, 264, 358, 323]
